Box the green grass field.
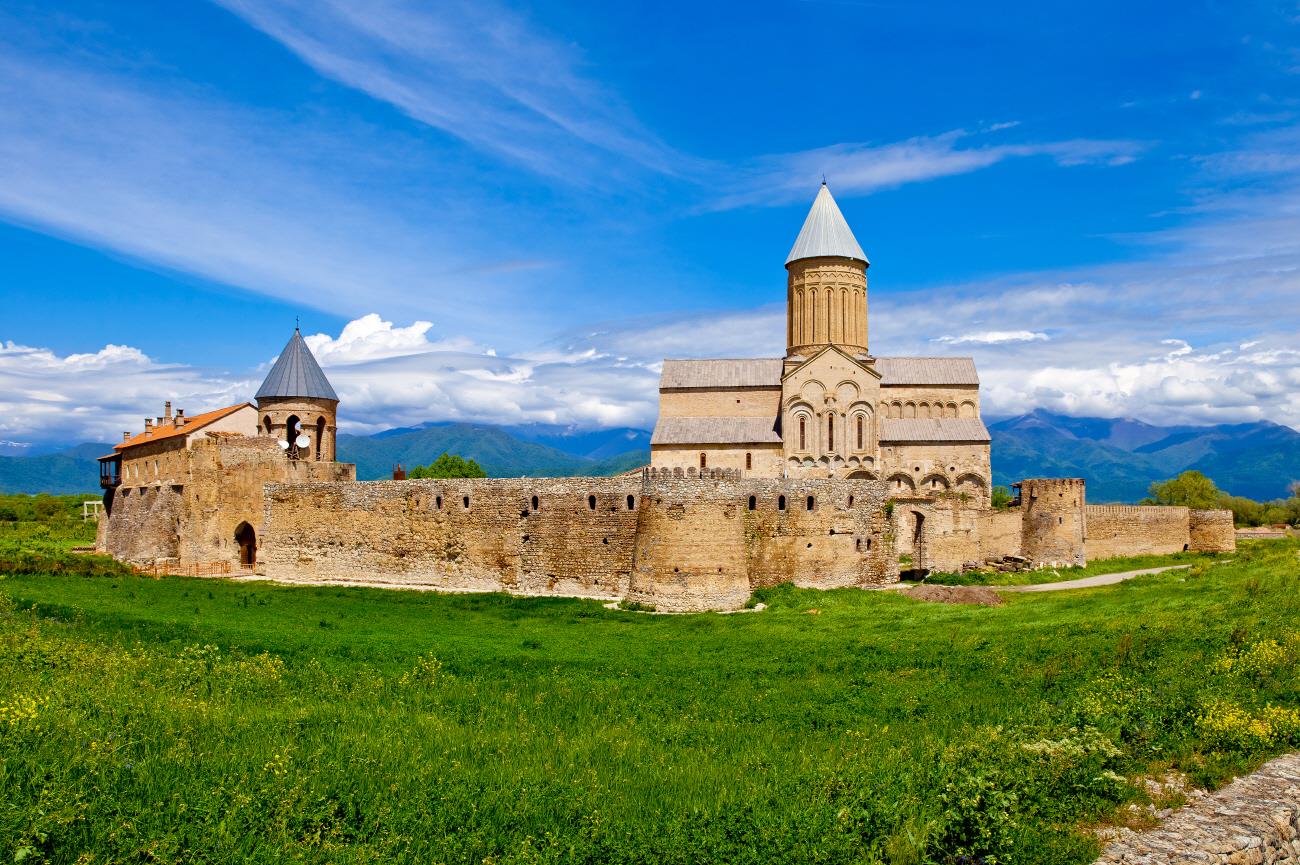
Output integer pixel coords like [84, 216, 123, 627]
[2, 525, 1299, 864]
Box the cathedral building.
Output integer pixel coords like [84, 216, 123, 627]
[650, 183, 992, 504]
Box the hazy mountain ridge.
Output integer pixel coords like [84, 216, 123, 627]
[335, 424, 648, 480]
[989, 410, 1300, 502]
[5, 410, 1298, 500]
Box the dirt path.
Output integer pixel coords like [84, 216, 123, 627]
[995, 564, 1190, 593]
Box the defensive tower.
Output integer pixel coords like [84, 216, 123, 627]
[1017, 478, 1087, 567]
[255, 328, 340, 462]
[785, 183, 869, 358]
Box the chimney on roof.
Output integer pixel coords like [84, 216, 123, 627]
[164, 401, 172, 420]
[175, 409, 185, 427]
[123, 431, 131, 442]
[144, 417, 153, 432]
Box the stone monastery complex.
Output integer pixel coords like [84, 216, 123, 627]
[97, 185, 1235, 611]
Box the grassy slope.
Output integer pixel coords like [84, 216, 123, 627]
[925, 549, 1224, 586]
[2, 538, 1300, 864]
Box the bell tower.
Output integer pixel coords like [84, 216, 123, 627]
[254, 327, 340, 462]
[785, 183, 869, 358]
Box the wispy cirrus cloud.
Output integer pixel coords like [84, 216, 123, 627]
[0, 46, 576, 341]
[713, 130, 1145, 209]
[213, 0, 698, 185]
[214, 2, 1144, 207]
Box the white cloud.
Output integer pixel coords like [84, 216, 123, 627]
[301, 314, 483, 363]
[934, 331, 1049, 346]
[0, 340, 251, 445]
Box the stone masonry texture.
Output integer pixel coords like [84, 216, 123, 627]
[1094, 752, 1300, 864]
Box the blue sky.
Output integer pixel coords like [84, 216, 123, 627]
[3, 0, 1300, 449]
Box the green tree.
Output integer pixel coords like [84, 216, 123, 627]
[1142, 470, 1222, 510]
[990, 486, 1014, 510]
[408, 453, 487, 479]
[1218, 494, 1266, 527]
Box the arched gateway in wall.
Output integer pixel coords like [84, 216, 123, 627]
[235, 521, 257, 568]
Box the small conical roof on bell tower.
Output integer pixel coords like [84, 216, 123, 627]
[785, 183, 868, 266]
[255, 328, 339, 401]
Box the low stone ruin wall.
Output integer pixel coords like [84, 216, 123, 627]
[1094, 752, 1300, 864]
[99, 483, 186, 563]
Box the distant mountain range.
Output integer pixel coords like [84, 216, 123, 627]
[336, 422, 649, 480]
[0, 424, 651, 495]
[0, 443, 117, 495]
[5, 410, 1298, 502]
[988, 409, 1300, 502]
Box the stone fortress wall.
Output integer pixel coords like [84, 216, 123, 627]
[897, 478, 1234, 576]
[257, 468, 898, 612]
[261, 476, 642, 599]
[100, 434, 351, 565]
[101, 447, 1236, 611]
[626, 470, 894, 612]
[1084, 505, 1193, 560]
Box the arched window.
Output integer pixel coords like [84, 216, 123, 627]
[827, 415, 835, 452]
[285, 415, 301, 456]
[799, 417, 806, 451]
[462, 495, 470, 509]
[626, 495, 635, 510]
[856, 415, 864, 450]
[745, 452, 752, 470]
[699, 452, 707, 469]
[531, 495, 539, 511]
[315, 416, 326, 461]
[806, 495, 815, 511]
[588, 494, 597, 510]
[747, 495, 756, 511]
[262, 416, 272, 435]
[778, 495, 786, 511]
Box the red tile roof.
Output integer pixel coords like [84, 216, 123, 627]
[115, 403, 253, 452]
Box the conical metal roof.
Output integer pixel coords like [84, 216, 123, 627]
[785, 183, 868, 265]
[255, 329, 339, 401]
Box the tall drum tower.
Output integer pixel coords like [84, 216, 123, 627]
[785, 182, 870, 358]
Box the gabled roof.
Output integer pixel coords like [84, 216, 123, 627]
[786, 183, 868, 265]
[651, 416, 783, 445]
[780, 343, 880, 383]
[115, 403, 253, 452]
[256, 329, 339, 401]
[659, 358, 784, 389]
[876, 357, 979, 386]
[880, 418, 990, 443]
